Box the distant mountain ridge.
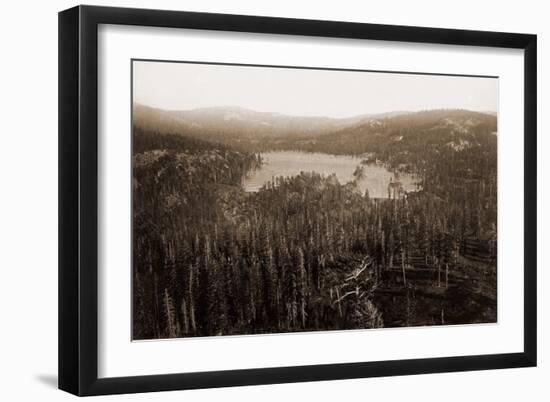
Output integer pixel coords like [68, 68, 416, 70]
[132, 103, 417, 141]
[133, 103, 497, 152]
[299, 108, 498, 156]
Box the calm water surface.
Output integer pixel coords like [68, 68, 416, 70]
[243, 151, 420, 198]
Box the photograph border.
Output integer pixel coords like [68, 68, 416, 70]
[59, 5, 537, 396]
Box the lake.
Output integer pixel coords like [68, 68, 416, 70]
[242, 151, 420, 198]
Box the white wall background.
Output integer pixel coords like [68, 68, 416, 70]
[0, 0, 546, 400]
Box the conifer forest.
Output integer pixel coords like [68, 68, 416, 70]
[131, 66, 498, 340]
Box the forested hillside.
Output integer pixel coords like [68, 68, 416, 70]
[132, 108, 497, 339]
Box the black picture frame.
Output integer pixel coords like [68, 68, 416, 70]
[59, 5, 537, 396]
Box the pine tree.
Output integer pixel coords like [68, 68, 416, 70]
[163, 288, 177, 338]
[296, 247, 308, 329]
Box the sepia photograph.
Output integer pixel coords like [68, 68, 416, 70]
[131, 60, 498, 340]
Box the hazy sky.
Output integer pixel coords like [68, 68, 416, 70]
[133, 60, 498, 118]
